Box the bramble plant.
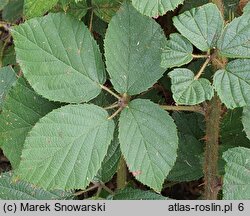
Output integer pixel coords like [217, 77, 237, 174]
[0, 0, 250, 200]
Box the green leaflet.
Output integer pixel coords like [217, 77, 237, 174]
[221, 108, 250, 147]
[169, 68, 214, 105]
[218, 13, 250, 58]
[104, 2, 166, 95]
[161, 33, 193, 69]
[0, 0, 9, 10]
[223, 147, 250, 200]
[0, 77, 58, 169]
[93, 0, 123, 22]
[59, 0, 88, 20]
[2, 0, 23, 22]
[0, 66, 17, 109]
[24, 0, 59, 19]
[242, 107, 250, 141]
[16, 104, 115, 190]
[167, 133, 203, 182]
[12, 13, 105, 103]
[94, 125, 121, 183]
[132, 0, 184, 17]
[0, 172, 73, 200]
[172, 112, 205, 140]
[119, 99, 178, 191]
[109, 187, 168, 200]
[173, 3, 223, 51]
[213, 59, 250, 108]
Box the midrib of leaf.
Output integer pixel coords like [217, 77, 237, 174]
[13, 24, 99, 87]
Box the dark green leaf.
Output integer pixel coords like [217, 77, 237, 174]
[0, 78, 58, 168]
[223, 147, 250, 200]
[119, 99, 178, 191]
[173, 3, 223, 51]
[104, 2, 166, 95]
[169, 68, 214, 105]
[213, 59, 250, 108]
[110, 187, 168, 200]
[132, 0, 184, 17]
[12, 13, 105, 103]
[24, 0, 59, 19]
[161, 33, 193, 69]
[0, 66, 16, 109]
[167, 133, 203, 182]
[16, 104, 115, 190]
[217, 13, 250, 58]
[93, 0, 123, 22]
[0, 172, 73, 200]
[2, 0, 24, 22]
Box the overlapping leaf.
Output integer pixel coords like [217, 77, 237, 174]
[0, 66, 16, 109]
[110, 187, 168, 200]
[93, 0, 123, 22]
[24, 0, 59, 19]
[119, 99, 178, 191]
[169, 68, 214, 105]
[242, 107, 250, 141]
[213, 59, 250, 108]
[0, 172, 73, 200]
[221, 108, 250, 147]
[167, 133, 203, 182]
[12, 13, 105, 103]
[132, 0, 184, 17]
[173, 3, 223, 51]
[16, 104, 115, 190]
[95, 126, 121, 183]
[104, 2, 165, 95]
[2, 0, 23, 22]
[217, 13, 250, 58]
[223, 147, 250, 200]
[0, 78, 58, 169]
[161, 33, 193, 69]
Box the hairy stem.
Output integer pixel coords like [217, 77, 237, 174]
[117, 156, 127, 190]
[202, 0, 226, 200]
[203, 94, 222, 199]
[99, 84, 121, 100]
[160, 105, 204, 114]
[192, 54, 209, 58]
[194, 56, 211, 80]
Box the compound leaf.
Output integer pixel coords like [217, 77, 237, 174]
[213, 59, 250, 108]
[16, 104, 115, 190]
[0, 172, 73, 200]
[24, 0, 59, 19]
[0, 77, 58, 169]
[217, 13, 250, 58]
[173, 3, 223, 51]
[119, 99, 178, 191]
[242, 107, 250, 141]
[223, 147, 250, 200]
[110, 187, 168, 200]
[0, 66, 17, 109]
[132, 0, 184, 17]
[12, 13, 105, 103]
[169, 68, 214, 105]
[104, 2, 165, 95]
[161, 33, 193, 69]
